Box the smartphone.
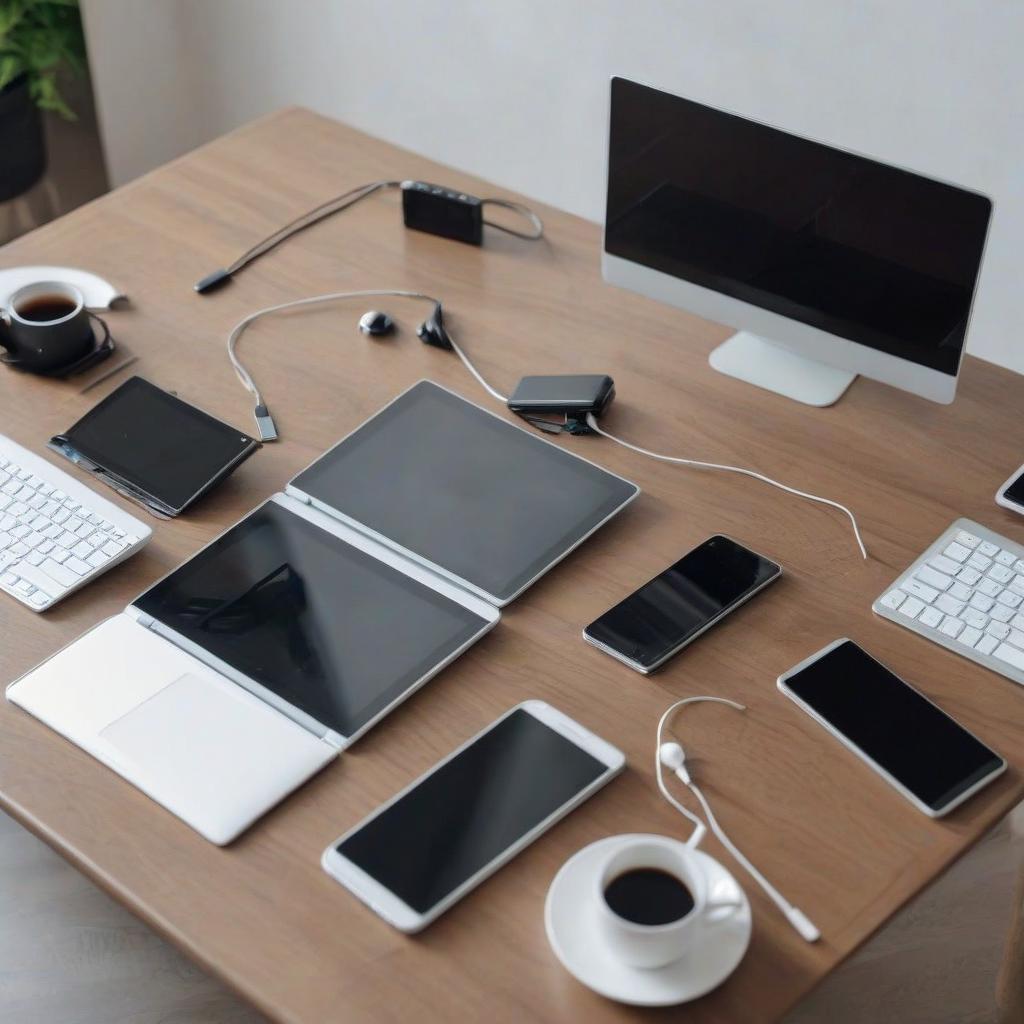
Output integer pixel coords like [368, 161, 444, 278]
[582, 535, 781, 674]
[321, 701, 624, 932]
[778, 639, 1006, 817]
[996, 462, 1024, 516]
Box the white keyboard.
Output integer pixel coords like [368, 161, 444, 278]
[0, 435, 151, 611]
[874, 518, 1024, 687]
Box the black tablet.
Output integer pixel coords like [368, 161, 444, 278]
[50, 377, 259, 516]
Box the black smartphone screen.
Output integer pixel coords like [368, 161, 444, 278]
[336, 708, 610, 914]
[1004, 468, 1024, 507]
[782, 640, 1004, 813]
[584, 536, 780, 670]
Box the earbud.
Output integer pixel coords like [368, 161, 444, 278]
[659, 741, 686, 774]
[417, 303, 453, 350]
[358, 310, 394, 336]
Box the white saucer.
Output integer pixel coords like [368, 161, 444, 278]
[545, 834, 751, 1007]
[0, 266, 126, 310]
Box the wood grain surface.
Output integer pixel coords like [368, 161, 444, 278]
[1, 107, 1023, 1024]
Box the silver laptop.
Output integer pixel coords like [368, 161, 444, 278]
[8, 381, 639, 844]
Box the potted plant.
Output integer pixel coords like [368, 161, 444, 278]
[0, 0, 86, 201]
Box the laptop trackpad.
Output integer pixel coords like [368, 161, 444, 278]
[100, 672, 336, 845]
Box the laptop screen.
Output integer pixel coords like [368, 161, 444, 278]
[134, 500, 490, 740]
[289, 381, 639, 604]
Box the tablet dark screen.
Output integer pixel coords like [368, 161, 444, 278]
[289, 381, 639, 603]
[60, 377, 257, 512]
[135, 500, 490, 739]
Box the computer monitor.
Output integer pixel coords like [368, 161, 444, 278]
[603, 77, 993, 406]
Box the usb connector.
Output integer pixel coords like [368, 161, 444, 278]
[254, 404, 278, 442]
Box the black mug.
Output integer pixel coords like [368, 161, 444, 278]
[0, 281, 94, 372]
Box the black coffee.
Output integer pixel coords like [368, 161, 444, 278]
[603, 867, 695, 926]
[16, 295, 77, 322]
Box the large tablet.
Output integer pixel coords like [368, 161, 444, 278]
[288, 381, 640, 605]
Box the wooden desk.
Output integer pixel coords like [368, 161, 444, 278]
[2, 108, 1023, 1024]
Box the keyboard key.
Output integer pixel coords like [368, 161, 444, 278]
[25, 551, 43, 566]
[86, 549, 110, 569]
[915, 565, 953, 591]
[956, 529, 982, 548]
[944, 541, 972, 562]
[919, 606, 944, 628]
[28, 591, 47, 607]
[879, 590, 905, 611]
[978, 540, 1000, 557]
[987, 621, 1011, 640]
[1009, 629, 1024, 650]
[1010, 575, 1024, 597]
[935, 594, 965, 616]
[1013, 612, 1024, 631]
[991, 604, 1016, 623]
[939, 616, 964, 638]
[35, 558, 80, 589]
[970, 592, 995, 612]
[976, 634, 1000, 656]
[978, 578, 1003, 597]
[958, 626, 984, 648]
[994, 643, 1024, 672]
[930, 554, 961, 575]
[998, 590, 1023, 609]
[968, 552, 992, 571]
[996, 550, 1018, 567]
[71, 541, 93, 560]
[990, 564, 1014, 584]
[949, 582, 972, 601]
[63, 556, 91, 576]
[904, 579, 940, 603]
[899, 596, 926, 619]
[962, 607, 989, 630]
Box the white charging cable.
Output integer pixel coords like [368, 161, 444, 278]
[225, 289, 506, 440]
[657, 696, 821, 943]
[587, 413, 867, 560]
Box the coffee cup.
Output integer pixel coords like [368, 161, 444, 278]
[0, 281, 94, 372]
[595, 835, 742, 969]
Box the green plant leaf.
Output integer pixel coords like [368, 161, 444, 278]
[0, 0, 85, 118]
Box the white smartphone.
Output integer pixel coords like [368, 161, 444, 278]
[321, 701, 624, 932]
[996, 462, 1024, 516]
[778, 638, 1006, 818]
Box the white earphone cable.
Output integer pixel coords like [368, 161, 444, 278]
[657, 696, 821, 943]
[587, 413, 867, 560]
[226, 289, 451, 441]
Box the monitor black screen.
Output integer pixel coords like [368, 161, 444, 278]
[605, 78, 992, 375]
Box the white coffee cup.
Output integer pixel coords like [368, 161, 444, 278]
[595, 835, 742, 969]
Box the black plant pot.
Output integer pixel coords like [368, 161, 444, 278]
[0, 74, 47, 201]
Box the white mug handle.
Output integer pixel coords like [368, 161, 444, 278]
[704, 895, 744, 927]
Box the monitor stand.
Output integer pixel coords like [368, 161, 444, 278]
[709, 331, 856, 407]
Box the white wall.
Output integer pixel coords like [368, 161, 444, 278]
[81, 0, 1024, 373]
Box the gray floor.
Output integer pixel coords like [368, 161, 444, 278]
[0, 805, 1018, 1024]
